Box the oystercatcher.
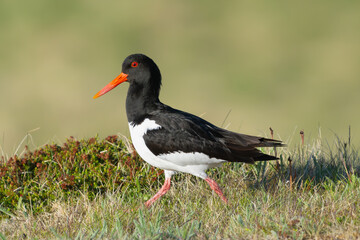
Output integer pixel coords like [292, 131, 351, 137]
[93, 54, 284, 207]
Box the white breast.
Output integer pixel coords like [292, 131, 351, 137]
[128, 119, 176, 170]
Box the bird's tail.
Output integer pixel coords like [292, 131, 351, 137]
[226, 136, 285, 163]
[256, 137, 286, 148]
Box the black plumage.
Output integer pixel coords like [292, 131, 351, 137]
[142, 106, 283, 163]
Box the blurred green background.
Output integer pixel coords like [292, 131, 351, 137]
[1, 0, 360, 154]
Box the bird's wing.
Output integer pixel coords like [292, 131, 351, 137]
[142, 108, 281, 165]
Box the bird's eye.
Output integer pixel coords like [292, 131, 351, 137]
[131, 61, 139, 68]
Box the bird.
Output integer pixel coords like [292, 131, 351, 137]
[93, 54, 284, 207]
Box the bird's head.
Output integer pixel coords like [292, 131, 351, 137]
[93, 54, 161, 99]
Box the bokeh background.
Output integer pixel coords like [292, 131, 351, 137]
[1, 0, 360, 154]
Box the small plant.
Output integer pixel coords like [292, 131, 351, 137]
[0, 136, 162, 215]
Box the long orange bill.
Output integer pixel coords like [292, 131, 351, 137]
[93, 72, 128, 99]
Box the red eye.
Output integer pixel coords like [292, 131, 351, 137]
[131, 61, 138, 68]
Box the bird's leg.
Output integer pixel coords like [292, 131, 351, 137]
[205, 177, 228, 203]
[144, 177, 171, 207]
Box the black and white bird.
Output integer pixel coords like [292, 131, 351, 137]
[93, 54, 284, 207]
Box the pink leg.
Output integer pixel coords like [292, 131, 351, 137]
[144, 178, 171, 207]
[205, 177, 228, 203]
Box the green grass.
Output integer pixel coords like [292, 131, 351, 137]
[0, 133, 359, 239]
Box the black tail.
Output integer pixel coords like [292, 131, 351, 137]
[224, 135, 285, 163]
[256, 137, 286, 148]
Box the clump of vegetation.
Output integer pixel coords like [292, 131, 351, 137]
[0, 136, 162, 214]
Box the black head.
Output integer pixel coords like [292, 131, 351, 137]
[122, 54, 162, 98]
[93, 54, 164, 123]
[93, 53, 162, 100]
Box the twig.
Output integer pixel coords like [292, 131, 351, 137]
[221, 109, 232, 128]
[288, 157, 293, 191]
[348, 125, 351, 147]
[300, 130, 304, 146]
[270, 127, 279, 170]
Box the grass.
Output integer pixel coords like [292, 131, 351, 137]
[0, 131, 359, 239]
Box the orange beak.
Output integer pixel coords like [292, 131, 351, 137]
[93, 73, 128, 99]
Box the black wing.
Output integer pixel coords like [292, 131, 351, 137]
[143, 106, 283, 164]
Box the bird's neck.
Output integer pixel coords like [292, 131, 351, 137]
[125, 83, 162, 124]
